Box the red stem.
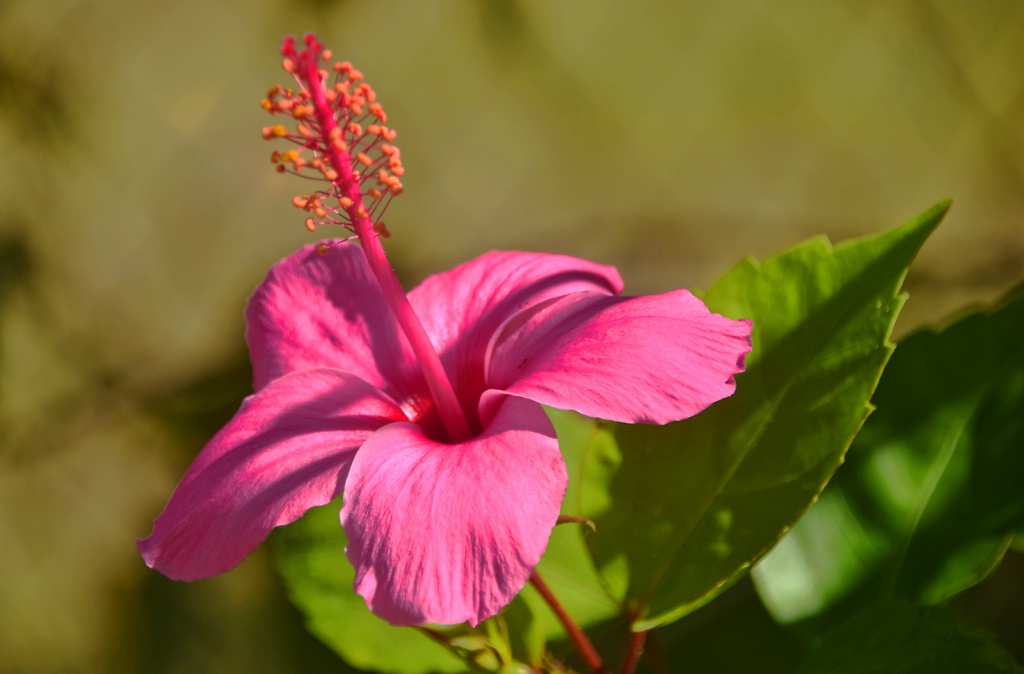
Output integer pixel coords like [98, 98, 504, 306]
[529, 572, 609, 674]
[618, 629, 648, 674]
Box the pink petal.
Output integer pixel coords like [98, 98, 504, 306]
[138, 369, 405, 581]
[246, 241, 422, 406]
[485, 290, 752, 425]
[341, 396, 566, 626]
[407, 251, 623, 420]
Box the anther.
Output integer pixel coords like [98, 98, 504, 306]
[261, 125, 288, 139]
[357, 83, 376, 102]
[265, 37, 405, 235]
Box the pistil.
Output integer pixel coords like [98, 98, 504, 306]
[266, 35, 472, 443]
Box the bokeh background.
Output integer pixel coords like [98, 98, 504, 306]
[2, 1, 1022, 672]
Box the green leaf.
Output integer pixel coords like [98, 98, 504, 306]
[578, 202, 948, 630]
[523, 410, 621, 634]
[799, 601, 1024, 674]
[273, 502, 467, 674]
[495, 593, 546, 668]
[754, 283, 1024, 622]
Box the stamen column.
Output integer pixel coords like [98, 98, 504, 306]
[281, 36, 472, 442]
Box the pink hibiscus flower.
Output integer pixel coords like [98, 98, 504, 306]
[137, 35, 752, 627]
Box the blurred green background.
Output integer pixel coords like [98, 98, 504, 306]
[2, 1, 1022, 672]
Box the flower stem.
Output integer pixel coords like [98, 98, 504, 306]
[414, 626, 485, 663]
[529, 572, 609, 674]
[618, 629, 648, 674]
[301, 55, 472, 443]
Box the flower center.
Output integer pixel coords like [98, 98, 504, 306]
[264, 34, 472, 443]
